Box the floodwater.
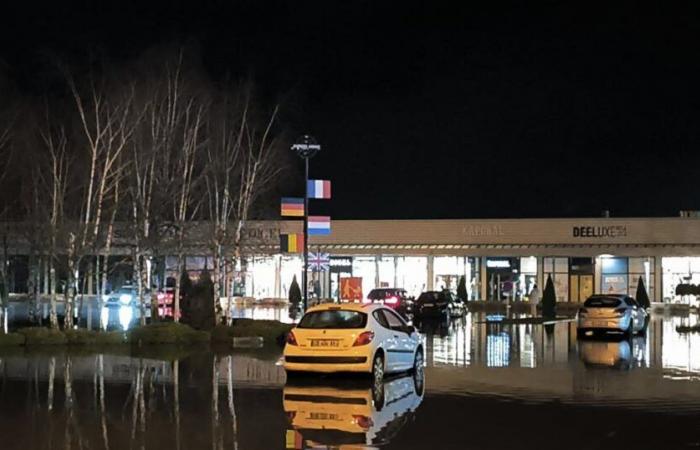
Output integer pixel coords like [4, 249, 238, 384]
[0, 312, 699, 450]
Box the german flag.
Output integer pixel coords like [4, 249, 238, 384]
[280, 233, 304, 253]
[281, 197, 304, 217]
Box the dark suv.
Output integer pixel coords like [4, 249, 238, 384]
[414, 290, 465, 320]
[366, 288, 413, 317]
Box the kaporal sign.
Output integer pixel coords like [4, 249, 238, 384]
[572, 225, 627, 238]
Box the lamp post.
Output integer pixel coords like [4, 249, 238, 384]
[291, 135, 321, 310]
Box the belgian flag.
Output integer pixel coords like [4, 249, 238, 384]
[280, 233, 304, 253]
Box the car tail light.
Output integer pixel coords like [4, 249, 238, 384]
[285, 332, 298, 346]
[385, 296, 398, 305]
[353, 331, 374, 346]
[353, 415, 374, 430]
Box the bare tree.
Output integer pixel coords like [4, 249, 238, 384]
[205, 85, 282, 324]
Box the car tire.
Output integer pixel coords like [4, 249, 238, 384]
[372, 352, 385, 382]
[413, 347, 424, 375]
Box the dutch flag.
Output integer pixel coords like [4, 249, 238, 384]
[307, 180, 331, 199]
[308, 216, 331, 235]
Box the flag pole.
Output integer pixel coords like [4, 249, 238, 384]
[303, 157, 309, 310]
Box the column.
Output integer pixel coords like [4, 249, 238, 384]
[654, 256, 663, 303]
[480, 257, 488, 300]
[427, 255, 434, 291]
[274, 255, 281, 299]
[594, 256, 603, 294]
[374, 255, 381, 289]
[393, 256, 399, 288]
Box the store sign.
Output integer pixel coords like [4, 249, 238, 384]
[463, 224, 505, 237]
[330, 257, 353, 274]
[487, 260, 511, 268]
[572, 225, 627, 238]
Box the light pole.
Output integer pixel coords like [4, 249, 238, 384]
[291, 135, 321, 310]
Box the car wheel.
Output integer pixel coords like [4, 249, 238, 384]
[372, 352, 385, 382]
[413, 347, 424, 377]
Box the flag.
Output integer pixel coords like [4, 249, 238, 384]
[308, 216, 331, 235]
[309, 252, 330, 271]
[280, 233, 304, 253]
[307, 180, 331, 199]
[281, 197, 304, 217]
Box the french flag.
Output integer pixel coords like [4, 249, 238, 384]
[308, 216, 331, 235]
[307, 179, 331, 199]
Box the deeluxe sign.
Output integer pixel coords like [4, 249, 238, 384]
[572, 225, 627, 238]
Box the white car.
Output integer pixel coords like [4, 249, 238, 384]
[577, 294, 648, 337]
[283, 303, 423, 379]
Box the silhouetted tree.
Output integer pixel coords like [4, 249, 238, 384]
[542, 275, 556, 318]
[635, 276, 651, 308]
[456, 275, 468, 301]
[288, 275, 302, 306]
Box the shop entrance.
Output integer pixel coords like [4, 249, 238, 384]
[569, 258, 594, 302]
[569, 274, 593, 302]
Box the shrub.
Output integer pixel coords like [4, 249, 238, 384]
[635, 276, 651, 309]
[0, 332, 25, 346]
[541, 275, 556, 318]
[127, 322, 210, 345]
[18, 327, 67, 345]
[457, 275, 468, 301]
[288, 275, 302, 306]
[64, 329, 125, 345]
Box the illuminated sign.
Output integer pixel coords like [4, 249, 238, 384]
[463, 225, 505, 237]
[486, 260, 511, 268]
[572, 226, 627, 238]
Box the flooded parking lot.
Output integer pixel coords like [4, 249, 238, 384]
[0, 311, 698, 449]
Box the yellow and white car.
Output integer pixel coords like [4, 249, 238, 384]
[283, 374, 424, 448]
[283, 303, 423, 379]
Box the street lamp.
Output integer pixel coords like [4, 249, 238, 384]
[291, 135, 321, 310]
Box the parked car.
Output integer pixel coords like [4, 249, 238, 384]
[283, 303, 423, 379]
[414, 290, 464, 320]
[577, 294, 648, 338]
[364, 288, 413, 317]
[283, 373, 424, 447]
[104, 285, 150, 307]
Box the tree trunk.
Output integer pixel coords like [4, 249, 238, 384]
[49, 260, 58, 329]
[173, 251, 184, 324]
[213, 244, 222, 325]
[133, 248, 147, 326]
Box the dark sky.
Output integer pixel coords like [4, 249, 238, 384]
[3, 1, 700, 219]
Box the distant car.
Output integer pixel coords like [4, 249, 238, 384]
[364, 288, 413, 317]
[577, 294, 648, 338]
[104, 285, 149, 307]
[283, 303, 423, 379]
[414, 290, 464, 320]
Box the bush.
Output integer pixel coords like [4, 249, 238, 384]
[212, 319, 294, 345]
[288, 275, 302, 306]
[18, 327, 67, 345]
[541, 275, 556, 319]
[127, 322, 210, 345]
[457, 275, 468, 301]
[64, 329, 125, 345]
[635, 276, 651, 309]
[0, 332, 25, 346]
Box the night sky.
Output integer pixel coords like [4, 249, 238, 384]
[3, 1, 700, 219]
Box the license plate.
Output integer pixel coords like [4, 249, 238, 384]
[309, 413, 339, 420]
[310, 339, 340, 347]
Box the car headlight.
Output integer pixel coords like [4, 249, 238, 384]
[119, 294, 132, 304]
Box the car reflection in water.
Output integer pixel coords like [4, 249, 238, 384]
[283, 372, 424, 449]
[578, 336, 647, 370]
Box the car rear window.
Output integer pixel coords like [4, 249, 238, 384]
[584, 297, 622, 308]
[297, 310, 368, 329]
[417, 292, 439, 303]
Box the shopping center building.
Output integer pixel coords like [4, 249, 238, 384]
[226, 216, 700, 304]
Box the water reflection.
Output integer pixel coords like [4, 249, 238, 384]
[578, 337, 647, 370]
[283, 373, 424, 449]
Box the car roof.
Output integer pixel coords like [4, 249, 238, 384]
[305, 302, 384, 313]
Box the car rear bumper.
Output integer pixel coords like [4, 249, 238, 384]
[283, 347, 373, 373]
[578, 317, 629, 333]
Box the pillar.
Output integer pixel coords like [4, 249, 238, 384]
[480, 257, 488, 300]
[594, 256, 603, 294]
[394, 256, 399, 288]
[654, 256, 663, 303]
[427, 255, 434, 291]
[374, 255, 381, 289]
[536, 256, 544, 292]
[274, 255, 281, 299]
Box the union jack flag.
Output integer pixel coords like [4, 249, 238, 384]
[309, 252, 330, 272]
